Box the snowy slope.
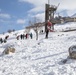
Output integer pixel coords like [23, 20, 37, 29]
[54, 22, 76, 31]
[0, 22, 76, 75]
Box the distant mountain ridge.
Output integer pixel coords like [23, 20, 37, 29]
[71, 13, 76, 17]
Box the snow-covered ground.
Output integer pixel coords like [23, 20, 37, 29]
[0, 22, 76, 75]
[55, 22, 76, 31]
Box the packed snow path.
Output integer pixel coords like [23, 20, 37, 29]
[0, 31, 76, 75]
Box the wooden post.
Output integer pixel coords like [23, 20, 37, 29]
[45, 4, 49, 32]
[45, 3, 57, 38]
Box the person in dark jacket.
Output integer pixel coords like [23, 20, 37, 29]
[25, 34, 28, 39]
[20, 34, 23, 40]
[5, 35, 9, 40]
[16, 35, 19, 40]
[4, 39, 7, 43]
[23, 34, 25, 39]
[30, 33, 33, 39]
[0, 38, 3, 43]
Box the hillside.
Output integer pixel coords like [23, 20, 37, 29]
[0, 22, 76, 75]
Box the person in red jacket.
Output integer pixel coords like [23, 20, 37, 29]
[45, 20, 52, 38]
[47, 20, 52, 30]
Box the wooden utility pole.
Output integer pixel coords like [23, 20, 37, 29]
[45, 3, 57, 38]
[45, 3, 57, 31]
[45, 4, 49, 32]
[48, 0, 50, 4]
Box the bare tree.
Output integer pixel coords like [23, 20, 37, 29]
[8, 29, 12, 33]
[28, 17, 41, 40]
[29, 20, 33, 26]
[34, 17, 39, 40]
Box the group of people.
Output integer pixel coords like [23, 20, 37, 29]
[0, 33, 33, 44]
[16, 33, 33, 40]
[17, 34, 25, 40]
[0, 20, 52, 44]
[0, 35, 9, 44]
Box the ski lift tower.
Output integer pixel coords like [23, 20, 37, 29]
[45, 3, 57, 31]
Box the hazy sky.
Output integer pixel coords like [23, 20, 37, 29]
[0, 0, 76, 33]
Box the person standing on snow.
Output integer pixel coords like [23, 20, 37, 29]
[20, 34, 23, 40]
[45, 20, 52, 38]
[30, 33, 33, 39]
[25, 33, 28, 39]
